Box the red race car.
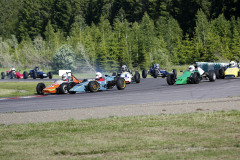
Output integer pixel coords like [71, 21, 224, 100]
[1, 68, 28, 79]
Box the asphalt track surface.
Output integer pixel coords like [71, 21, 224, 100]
[0, 78, 240, 113]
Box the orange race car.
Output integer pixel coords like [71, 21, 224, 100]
[36, 73, 82, 95]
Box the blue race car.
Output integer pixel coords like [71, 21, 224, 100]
[24, 66, 53, 79]
[69, 73, 126, 94]
[142, 64, 177, 78]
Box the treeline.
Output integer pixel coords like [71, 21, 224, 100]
[0, 0, 240, 71]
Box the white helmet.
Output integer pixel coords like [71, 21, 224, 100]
[189, 65, 195, 71]
[96, 72, 102, 79]
[154, 64, 159, 69]
[230, 61, 236, 67]
[11, 68, 15, 71]
[122, 65, 127, 72]
[62, 73, 68, 81]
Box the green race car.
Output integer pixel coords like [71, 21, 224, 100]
[167, 66, 216, 85]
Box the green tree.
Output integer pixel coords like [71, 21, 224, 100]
[52, 44, 76, 71]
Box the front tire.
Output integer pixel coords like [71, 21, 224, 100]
[116, 78, 126, 90]
[192, 72, 201, 84]
[36, 83, 45, 95]
[59, 83, 68, 94]
[88, 81, 99, 92]
[208, 70, 216, 82]
[134, 71, 140, 83]
[48, 72, 53, 79]
[23, 71, 28, 79]
[153, 69, 158, 78]
[142, 69, 148, 78]
[167, 74, 175, 85]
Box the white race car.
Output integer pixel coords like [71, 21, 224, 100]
[118, 71, 140, 84]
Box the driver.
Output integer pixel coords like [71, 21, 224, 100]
[229, 61, 237, 68]
[154, 63, 160, 69]
[189, 65, 195, 72]
[96, 72, 104, 81]
[35, 66, 39, 71]
[10, 68, 16, 74]
[62, 73, 68, 81]
[189, 65, 204, 75]
[122, 65, 128, 72]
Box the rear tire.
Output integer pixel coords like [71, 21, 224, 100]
[116, 78, 126, 90]
[23, 71, 28, 79]
[215, 69, 220, 79]
[172, 69, 177, 79]
[59, 83, 68, 94]
[9, 72, 13, 79]
[219, 68, 225, 79]
[192, 72, 201, 84]
[167, 74, 175, 85]
[153, 69, 158, 78]
[208, 70, 216, 82]
[134, 71, 140, 83]
[142, 69, 147, 78]
[88, 81, 99, 92]
[48, 72, 53, 79]
[1, 72, 5, 79]
[32, 71, 37, 79]
[36, 83, 45, 95]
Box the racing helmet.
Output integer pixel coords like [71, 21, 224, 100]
[189, 65, 195, 72]
[62, 73, 68, 81]
[11, 68, 16, 73]
[35, 66, 39, 71]
[96, 72, 102, 79]
[229, 61, 236, 67]
[122, 65, 127, 72]
[154, 64, 160, 69]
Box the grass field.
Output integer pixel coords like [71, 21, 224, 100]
[0, 111, 239, 159]
[0, 82, 52, 98]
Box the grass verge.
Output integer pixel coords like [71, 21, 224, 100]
[0, 82, 52, 98]
[0, 111, 239, 159]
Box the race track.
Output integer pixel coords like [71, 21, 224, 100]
[0, 78, 240, 113]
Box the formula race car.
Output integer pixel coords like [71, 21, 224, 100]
[1, 68, 28, 79]
[167, 65, 216, 85]
[24, 66, 53, 79]
[69, 72, 126, 94]
[142, 63, 177, 78]
[224, 61, 240, 78]
[113, 65, 140, 84]
[36, 72, 82, 95]
[196, 62, 227, 79]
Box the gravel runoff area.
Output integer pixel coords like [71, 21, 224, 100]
[1, 97, 240, 125]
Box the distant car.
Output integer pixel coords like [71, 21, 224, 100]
[24, 67, 53, 79]
[142, 64, 177, 78]
[167, 65, 216, 85]
[70, 74, 126, 94]
[1, 68, 28, 79]
[36, 72, 82, 95]
[224, 61, 240, 78]
[113, 65, 140, 84]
